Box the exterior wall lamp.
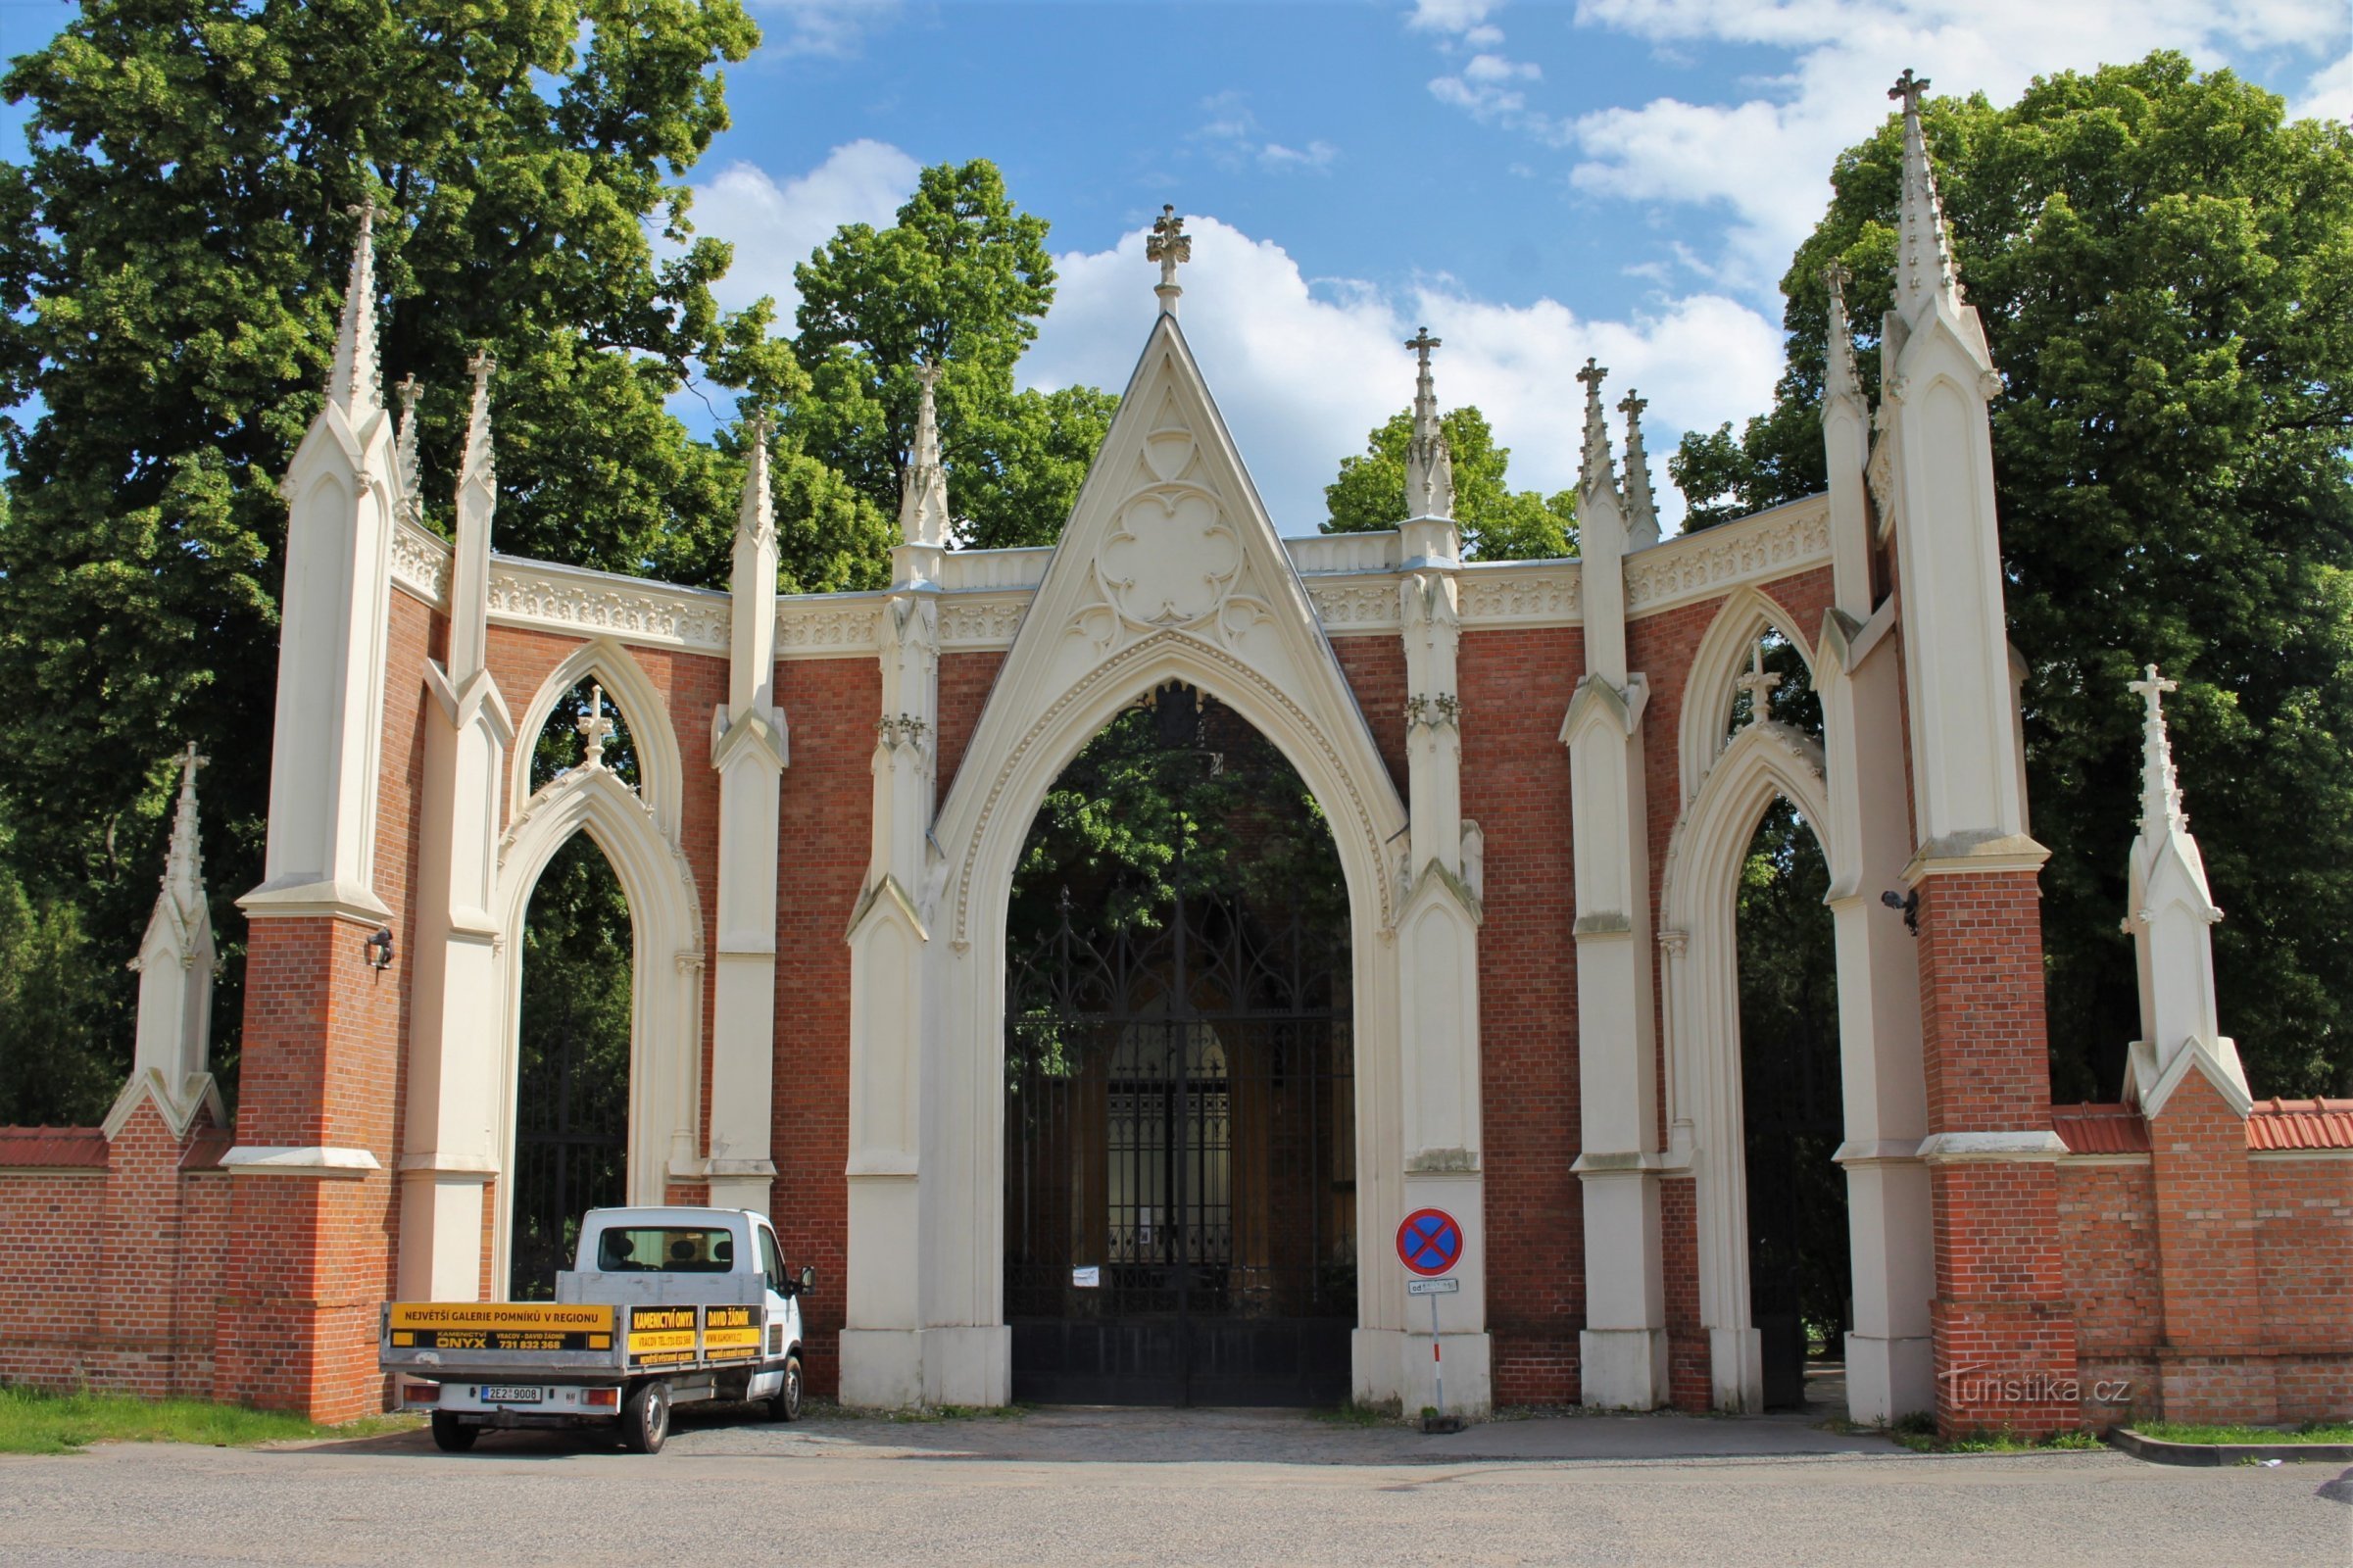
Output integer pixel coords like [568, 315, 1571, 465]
[1880, 889, 1920, 936]
[365, 926, 396, 971]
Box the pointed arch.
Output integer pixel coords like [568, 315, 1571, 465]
[1679, 586, 1818, 810]
[508, 637, 686, 840]
[1657, 720, 1834, 1412]
[490, 763, 706, 1288]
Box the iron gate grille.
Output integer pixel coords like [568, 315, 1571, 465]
[510, 1016, 628, 1300]
[1005, 889, 1356, 1406]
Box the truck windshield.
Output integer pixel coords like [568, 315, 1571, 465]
[595, 1226, 736, 1273]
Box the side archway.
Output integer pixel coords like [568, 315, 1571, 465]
[491, 764, 706, 1287]
[1679, 587, 1817, 809]
[1659, 719, 1834, 1411]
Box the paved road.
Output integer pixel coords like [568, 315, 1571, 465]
[1, 1408, 2345, 1567]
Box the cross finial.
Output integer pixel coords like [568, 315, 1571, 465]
[1889, 68, 1931, 113]
[1406, 325, 1441, 365]
[2128, 663, 2185, 834]
[914, 360, 943, 393]
[1147, 204, 1192, 312]
[576, 683, 615, 770]
[1734, 643, 1783, 727]
[1616, 388, 1646, 420]
[1576, 357, 1607, 391]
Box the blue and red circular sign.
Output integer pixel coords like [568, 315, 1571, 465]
[1396, 1207, 1463, 1277]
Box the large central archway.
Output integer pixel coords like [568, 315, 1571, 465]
[1002, 684, 1357, 1405]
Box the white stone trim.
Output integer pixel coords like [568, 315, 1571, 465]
[491, 764, 707, 1288]
[220, 1145, 381, 1177]
[391, 515, 451, 608]
[2250, 1148, 2353, 1162]
[1915, 1131, 2070, 1163]
[488, 555, 731, 653]
[2058, 1153, 2152, 1169]
[1657, 719, 1835, 1412]
[1677, 586, 1820, 809]
[1625, 497, 1831, 615]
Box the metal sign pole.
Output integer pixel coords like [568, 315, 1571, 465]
[1430, 1288, 1446, 1420]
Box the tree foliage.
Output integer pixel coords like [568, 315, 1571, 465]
[1323, 404, 1574, 561]
[0, 0, 769, 1111]
[1671, 54, 2353, 1097]
[790, 160, 1119, 551]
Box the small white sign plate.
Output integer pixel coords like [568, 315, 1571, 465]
[1406, 1277, 1460, 1296]
[1072, 1265, 1101, 1289]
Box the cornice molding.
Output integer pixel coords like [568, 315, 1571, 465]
[1624, 496, 1832, 614]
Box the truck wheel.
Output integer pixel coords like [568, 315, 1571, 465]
[430, 1411, 478, 1453]
[621, 1380, 670, 1455]
[766, 1354, 804, 1424]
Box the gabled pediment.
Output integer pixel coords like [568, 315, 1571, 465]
[933, 313, 1406, 947]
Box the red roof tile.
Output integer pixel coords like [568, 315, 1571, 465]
[2050, 1103, 2153, 1155]
[0, 1127, 110, 1168]
[178, 1129, 232, 1172]
[2246, 1098, 2353, 1152]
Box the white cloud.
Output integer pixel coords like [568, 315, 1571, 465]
[748, 0, 900, 59]
[1408, 0, 1500, 35]
[1194, 92, 1342, 174]
[683, 141, 922, 319]
[1412, 1, 2353, 293]
[1260, 140, 1341, 172]
[2297, 50, 2353, 122]
[1022, 215, 1782, 533]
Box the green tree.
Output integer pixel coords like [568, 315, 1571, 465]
[1669, 54, 2353, 1097]
[790, 159, 1119, 550]
[0, 0, 774, 1102]
[1323, 405, 1575, 561]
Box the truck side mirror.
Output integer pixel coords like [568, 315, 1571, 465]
[798, 1265, 816, 1296]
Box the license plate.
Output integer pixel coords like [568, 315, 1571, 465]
[479, 1385, 544, 1403]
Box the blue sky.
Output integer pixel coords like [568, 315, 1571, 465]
[4, 0, 2348, 531]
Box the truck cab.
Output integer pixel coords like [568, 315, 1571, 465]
[385, 1205, 814, 1453]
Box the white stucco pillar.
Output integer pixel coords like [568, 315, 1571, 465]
[1562, 364, 1666, 1409]
[707, 425, 786, 1213]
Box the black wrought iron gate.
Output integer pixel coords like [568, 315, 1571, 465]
[1005, 886, 1356, 1406]
[510, 1010, 629, 1300]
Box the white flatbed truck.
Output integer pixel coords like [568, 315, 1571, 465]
[381, 1205, 814, 1454]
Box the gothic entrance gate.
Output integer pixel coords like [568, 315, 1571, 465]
[1003, 689, 1357, 1405]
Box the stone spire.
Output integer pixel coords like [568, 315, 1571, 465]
[2121, 663, 2245, 1111]
[449, 352, 497, 685]
[1888, 70, 1963, 326]
[726, 411, 782, 716]
[162, 743, 207, 923]
[326, 200, 382, 422]
[1576, 358, 1618, 504]
[1823, 262, 1865, 412]
[393, 374, 424, 525]
[1402, 327, 1454, 522]
[1617, 389, 1658, 549]
[740, 414, 775, 545]
[1148, 204, 1192, 317]
[2132, 664, 2188, 837]
[897, 364, 951, 550]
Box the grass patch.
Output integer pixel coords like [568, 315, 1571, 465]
[1886, 1411, 2101, 1454]
[2132, 1420, 2353, 1446]
[1310, 1400, 1396, 1428]
[0, 1385, 414, 1455]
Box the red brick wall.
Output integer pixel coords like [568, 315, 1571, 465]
[2055, 1160, 2161, 1426]
[768, 655, 881, 1397]
[2253, 1156, 2353, 1420]
[1917, 870, 2053, 1135]
[1661, 1175, 1708, 1410]
[1457, 624, 1585, 1404]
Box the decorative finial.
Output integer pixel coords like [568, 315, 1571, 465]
[1822, 261, 1863, 407]
[898, 361, 951, 549]
[1147, 204, 1192, 315]
[1618, 388, 1658, 547]
[165, 743, 208, 910]
[737, 411, 775, 545]
[326, 199, 383, 420]
[459, 350, 496, 492]
[1735, 643, 1783, 728]
[1888, 69, 1962, 320]
[2129, 663, 2186, 834]
[1403, 327, 1453, 521]
[393, 374, 423, 524]
[1576, 357, 1617, 499]
[576, 684, 615, 771]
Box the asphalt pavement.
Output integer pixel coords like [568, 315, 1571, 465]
[1, 1405, 2345, 1566]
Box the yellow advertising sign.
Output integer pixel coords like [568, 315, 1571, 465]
[387, 1302, 613, 1352]
[627, 1304, 701, 1367]
[702, 1304, 760, 1362]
